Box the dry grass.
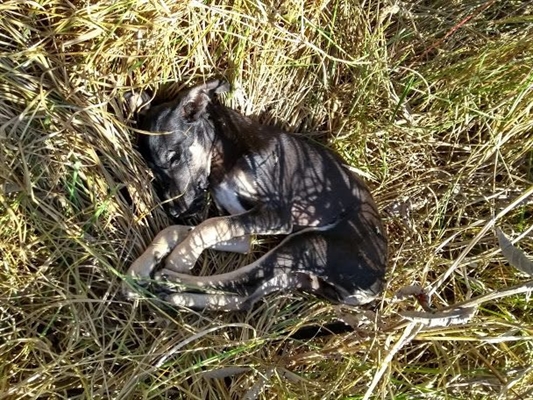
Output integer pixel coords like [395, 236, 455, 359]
[1, 0, 533, 398]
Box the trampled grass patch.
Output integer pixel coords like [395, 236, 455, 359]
[1, 0, 533, 398]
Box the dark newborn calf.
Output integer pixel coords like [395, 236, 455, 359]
[123, 81, 388, 311]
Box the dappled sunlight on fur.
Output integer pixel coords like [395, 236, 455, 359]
[126, 80, 387, 311]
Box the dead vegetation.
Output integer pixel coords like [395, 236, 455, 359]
[1, 0, 533, 398]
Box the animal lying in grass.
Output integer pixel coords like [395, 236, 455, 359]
[123, 80, 388, 311]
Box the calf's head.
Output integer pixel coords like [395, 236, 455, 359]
[128, 81, 229, 217]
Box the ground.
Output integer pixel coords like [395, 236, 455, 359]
[1, 0, 533, 399]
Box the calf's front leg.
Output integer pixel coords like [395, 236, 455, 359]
[123, 225, 252, 298]
[162, 207, 292, 273]
[123, 225, 192, 299]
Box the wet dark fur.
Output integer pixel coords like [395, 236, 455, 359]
[125, 81, 388, 311]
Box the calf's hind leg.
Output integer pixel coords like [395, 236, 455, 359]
[157, 231, 337, 311]
[161, 270, 341, 312]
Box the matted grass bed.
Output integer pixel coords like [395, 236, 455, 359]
[1, 1, 533, 398]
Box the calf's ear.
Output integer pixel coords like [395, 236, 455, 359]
[123, 90, 153, 116]
[204, 80, 230, 95]
[181, 80, 230, 123]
